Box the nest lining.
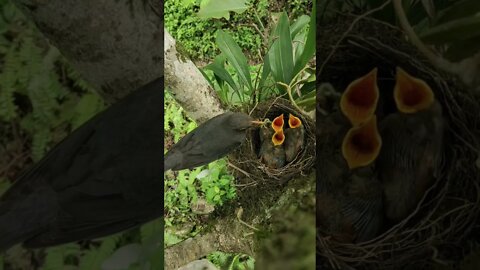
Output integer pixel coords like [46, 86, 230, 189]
[317, 15, 480, 270]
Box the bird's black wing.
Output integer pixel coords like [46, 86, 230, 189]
[1, 77, 163, 249]
[165, 112, 243, 170]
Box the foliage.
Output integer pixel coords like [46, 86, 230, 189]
[320, 0, 480, 63]
[197, 0, 249, 19]
[416, 0, 480, 62]
[0, 1, 104, 163]
[203, 4, 316, 111]
[166, 0, 311, 62]
[207, 252, 255, 270]
[165, 0, 266, 61]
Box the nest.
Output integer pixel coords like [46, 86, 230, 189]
[317, 15, 480, 269]
[229, 98, 315, 189]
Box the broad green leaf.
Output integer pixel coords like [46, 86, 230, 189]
[420, 15, 480, 44]
[295, 81, 316, 99]
[268, 12, 294, 84]
[293, 0, 316, 77]
[290, 15, 310, 39]
[435, 0, 480, 25]
[198, 68, 216, 89]
[204, 62, 239, 93]
[293, 30, 307, 67]
[216, 30, 252, 91]
[258, 54, 271, 91]
[198, 0, 248, 20]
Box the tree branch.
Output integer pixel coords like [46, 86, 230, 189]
[11, 0, 163, 103]
[164, 30, 225, 124]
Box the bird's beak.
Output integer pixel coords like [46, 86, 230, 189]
[340, 67, 379, 126]
[288, 113, 302, 129]
[394, 67, 434, 114]
[272, 130, 285, 146]
[251, 120, 266, 126]
[342, 115, 382, 169]
[272, 114, 285, 132]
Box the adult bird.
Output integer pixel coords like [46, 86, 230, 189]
[317, 113, 383, 243]
[377, 67, 445, 223]
[0, 77, 163, 252]
[164, 112, 264, 171]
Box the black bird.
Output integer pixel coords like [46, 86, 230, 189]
[164, 112, 264, 171]
[0, 77, 163, 252]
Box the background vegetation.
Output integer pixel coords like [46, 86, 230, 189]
[164, 0, 314, 268]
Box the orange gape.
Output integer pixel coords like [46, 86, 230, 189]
[288, 113, 302, 128]
[272, 129, 285, 146]
[340, 68, 379, 126]
[271, 114, 284, 132]
[341, 115, 382, 169]
[394, 67, 434, 114]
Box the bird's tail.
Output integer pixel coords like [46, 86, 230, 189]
[0, 190, 56, 252]
[0, 204, 36, 252]
[164, 151, 181, 172]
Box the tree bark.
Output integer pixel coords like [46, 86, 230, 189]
[11, 0, 163, 103]
[164, 30, 225, 124]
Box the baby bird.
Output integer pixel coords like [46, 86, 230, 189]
[284, 114, 305, 163]
[259, 127, 286, 169]
[340, 67, 379, 126]
[377, 67, 445, 223]
[317, 114, 383, 243]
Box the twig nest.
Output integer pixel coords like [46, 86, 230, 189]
[317, 15, 480, 269]
[229, 98, 315, 187]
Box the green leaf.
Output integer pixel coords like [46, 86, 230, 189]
[420, 15, 480, 44]
[141, 219, 163, 244]
[268, 12, 294, 84]
[79, 236, 120, 270]
[293, 0, 316, 77]
[257, 54, 271, 91]
[198, 68, 216, 89]
[290, 15, 310, 39]
[204, 57, 239, 94]
[435, 0, 480, 25]
[71, 93, 105, 129]
[198, 0, 248, 20]
[216, 30, 252, 91]
[43, 244, 80, 270]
